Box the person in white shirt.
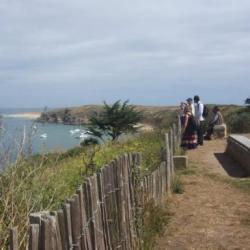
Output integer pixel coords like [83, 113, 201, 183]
[194, 95, 205, 145]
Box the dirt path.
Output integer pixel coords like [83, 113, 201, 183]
[155, 139, 250, 250]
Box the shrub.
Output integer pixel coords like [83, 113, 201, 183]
[227, 111, 250, 133]
[59, 146, 84, 160]
[80, 137, 99, 147]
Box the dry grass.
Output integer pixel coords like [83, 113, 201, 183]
[0, 128, 167, 249]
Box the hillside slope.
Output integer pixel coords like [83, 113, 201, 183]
[37, 105, 179, 127]
[37, 104, 250, 132]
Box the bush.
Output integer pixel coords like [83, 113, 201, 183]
[80, 137, 99, 147]
[59, 146, 84, 160]
[227, 111, 250, 133]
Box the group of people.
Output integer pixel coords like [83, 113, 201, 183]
[180, 95, 224, 150]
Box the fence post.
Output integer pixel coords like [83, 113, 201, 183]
[169, 129, 175, 178]
[172, 124, 177, 155]
[28, 224, 40, 250]
[10, 227, 18, 250]
[50, 211, 63, 250]
[177, 115, 182, 147]
[68, 195, 81, 250]
[76, 186, 89, 250]
[57, 209, 68, 250]
[63, 203, 73, 249]
[165, 133, 171, 195]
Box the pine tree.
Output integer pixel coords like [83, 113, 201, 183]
[87, 100, 142, 141]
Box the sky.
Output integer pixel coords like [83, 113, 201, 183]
[0, 0, 250, 108]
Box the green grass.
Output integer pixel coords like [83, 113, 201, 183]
[94, 129, 165, 171]
[171, 176, 184, 194]
[142, 200, 172, 250]
[0, 128, 166, 248]
[178, 168, 197, 176]
[231, 179, 250, 193]
[203, 169, 250, 195]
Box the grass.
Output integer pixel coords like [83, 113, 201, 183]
[231, 179, 250, 192]
[0, 128, 167, 249]
[141, 199, 172, 250]
[171, 175, 184, 194]
[199, 164, 250, 195]
[94, 129, 165, 172]
[178, 168, 197, 176]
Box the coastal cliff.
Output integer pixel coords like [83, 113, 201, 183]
[37, 105, 179, 126]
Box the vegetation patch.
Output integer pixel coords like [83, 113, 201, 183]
[178, 168, 197, 176]
[141, 200, 171, 250]
[171, 175, 184, 194]
[231, 179, 250, 193]
[203, 170, 250, 195]
[0, 128, 168, 248]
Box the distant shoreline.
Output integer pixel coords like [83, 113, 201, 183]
[2, 112, 41, 120]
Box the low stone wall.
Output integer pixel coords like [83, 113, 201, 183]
[214, 124, 227, 139]
[173, 156, 188, 169]
[226, 135, 250, 174]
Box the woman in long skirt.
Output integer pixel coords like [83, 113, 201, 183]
[181, 106, 197, 149]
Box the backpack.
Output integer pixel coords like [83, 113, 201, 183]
[202, 105, 209, 118]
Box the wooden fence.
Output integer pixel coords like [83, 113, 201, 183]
[9, 121, 181, 250]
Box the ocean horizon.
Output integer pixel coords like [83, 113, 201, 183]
[0, 108, 88, 168]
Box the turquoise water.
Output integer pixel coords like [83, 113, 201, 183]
[0, 109, 87, 156]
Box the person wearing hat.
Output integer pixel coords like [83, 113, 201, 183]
[204, 106, 224, 140]
[186, 97, 195, 116]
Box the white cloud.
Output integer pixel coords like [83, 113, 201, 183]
[0, 0, 250, 106]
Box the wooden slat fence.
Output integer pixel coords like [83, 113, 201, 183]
[9, 120, 181, 250]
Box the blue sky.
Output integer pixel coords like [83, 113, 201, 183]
[0, 0, 250, 108]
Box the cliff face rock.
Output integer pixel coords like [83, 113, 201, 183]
[37, 105, 103, 125]
[37, 105, 179, 126]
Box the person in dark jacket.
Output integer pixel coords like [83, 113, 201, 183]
[204, 106, 224, 140]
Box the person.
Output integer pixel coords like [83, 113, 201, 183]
[194, 95, 205, 146]
[181, 105, 197, 149]
[204, 106, 224, 140]
[186, 97, 195, 116]
[179, 102, 187, 127]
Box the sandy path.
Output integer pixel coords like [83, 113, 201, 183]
[155, 139, 250, 250]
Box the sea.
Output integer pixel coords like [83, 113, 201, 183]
[0, 108, 88, 162]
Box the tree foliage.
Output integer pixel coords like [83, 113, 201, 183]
[245, 98, 250, 104]
[87, 100, 142, 141]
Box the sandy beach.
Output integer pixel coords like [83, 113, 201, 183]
[135, 123, 154, 132]
[3, 112, 41, 119]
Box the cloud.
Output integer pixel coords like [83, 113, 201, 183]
[0, 0, 250, 107]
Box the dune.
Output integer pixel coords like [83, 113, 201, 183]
[3, 112, 41, 119]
